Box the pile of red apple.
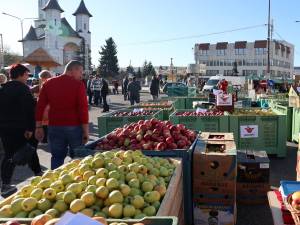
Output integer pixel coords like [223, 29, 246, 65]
[111, 110, 157, 117]
[175, 111, 224, 117]
[96, 119, 197, 151]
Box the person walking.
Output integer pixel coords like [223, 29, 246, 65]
[127, 76, 141, 105]
[86, 75, 94, 105]
[92, 75, 102, 106]
[35, 60, 89, 169]
[113, 81, 119, 95]
[100, 77, 109, 112]
[0, 64, 42, 195]
[150, 75, 160, 100]
[122, 76, 129, 101]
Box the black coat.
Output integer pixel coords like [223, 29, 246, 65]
[0, 81, 35, 132]
[150, 78, 160, 96]
[101, 79, 109, 96]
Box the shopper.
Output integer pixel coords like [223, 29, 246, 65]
[35, 60, 89, 169]
[150, 75, 160, 100]
[122, 76, 129, 100]
[113, 80, 119, 95]
[100, 77, 109, 112]
[87, 75, 94, 105]
[92, 75, 102, 106]
[127, 76, 141, 105]
[0, 64, 42, 195]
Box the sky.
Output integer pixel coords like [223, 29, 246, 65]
[0, 0, 300, 68]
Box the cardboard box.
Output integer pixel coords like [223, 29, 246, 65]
[193, 203, 236, 225]
[237, 183, 269, 204]
[200, 132, 234, 141]
[193, 142, 237, 181]
[194, 179, 236, 196]
[237, 150, 270, 183]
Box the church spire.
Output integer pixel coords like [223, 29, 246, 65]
[42, 0, 64, 13]
[73, 0, 92, 17]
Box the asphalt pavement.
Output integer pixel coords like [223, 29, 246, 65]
[0, 92, 298, 225]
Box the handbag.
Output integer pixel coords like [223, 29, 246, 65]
[12, 143, 35, 166]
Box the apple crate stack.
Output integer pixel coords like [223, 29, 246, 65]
[236, 150, 270, 204]
[192, 132, 237, 225]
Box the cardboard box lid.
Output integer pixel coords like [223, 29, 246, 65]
[200, 132, 234, 141]
[237, 150, 269, 163]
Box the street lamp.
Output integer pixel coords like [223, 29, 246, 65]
[2, 12, 38, 60]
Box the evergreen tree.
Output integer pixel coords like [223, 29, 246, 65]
[98, 37, 119, 77]
[126, 65, 135, 75]
[136, 67, 142, 78]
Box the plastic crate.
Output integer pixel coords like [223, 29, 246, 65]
[292, 108, 300, 143]
[272, 103, 293, 141]
[0, 217, 178, 225]
[173, 98, 186, 110]
[169, 110, 229, 132]
[187, 87, 197, 97]
[228, 109, 287, 157]
[167, 86, 188, 97]
[97, 109, 162, 137]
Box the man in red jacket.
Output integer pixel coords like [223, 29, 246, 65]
[35, 60, 89, 169]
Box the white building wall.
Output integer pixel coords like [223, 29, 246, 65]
[23, 39, 45, 57]
[195, 40, 294, 78]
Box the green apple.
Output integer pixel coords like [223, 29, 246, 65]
[20, 185, 34, 197]
[123, 204, 136, 218]
[50, 181, 65, 193]
[81, 192, 96, 207]
[120, 184, 131, 197]
[37, 178, 52, 189]
[53, 200, 68, 213]
[85, 185, 97, 193]
[108, 170, 120, 180]
[66, 183, 82, 195]
[96, 168, 108, 178]
[11, 198, 25, 215]
[28, 209, 43, 218]
[63, 191, 77, 204]
[128, 178, 140, 189]
[31, 176, 42, 186]
[92, 157, 104, 169]
[108, 190, 123, 204]
[21, 197, 38, 212]
[30, 188, 43, 200]
[60, 174, 73, 185]
[96, 178, 106, 187]
[106, 178, 119, 191]
[45, 208, 60, 218]
[43, 188, 56, 200]
[37, 198, 52, 212]
[95, 186, 109, 199]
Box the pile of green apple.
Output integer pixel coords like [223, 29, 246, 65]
[0, 150, 175, 219]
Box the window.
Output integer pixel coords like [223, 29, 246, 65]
[55, 40, 58, 49]
[55, 19, 57, 26]
[275, 48, 279, 55]
[217, 49, 225, 56]
[287, 52, 290, 59]
[235, 48, 246, 55]
[257, 59, 263, 66]
[84, 23, 87, 30]
[199, 50, 208, 55]
[281, 50, 284, 57]
[219, 60, 224, 66]
[255, 48, 267, 55]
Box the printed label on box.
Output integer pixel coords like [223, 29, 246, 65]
[240, 125, 258, 138]
[216, 94, 232, 106]
[260, 163, 269, 169]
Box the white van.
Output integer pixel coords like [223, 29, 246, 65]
[202, 74, 245, 92]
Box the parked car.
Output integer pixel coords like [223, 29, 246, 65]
[162, 82, 187, 93]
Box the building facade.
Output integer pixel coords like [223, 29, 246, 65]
[22, 0, 92, 74]
[194, 40, 294, 79]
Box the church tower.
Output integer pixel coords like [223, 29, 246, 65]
[73, 0, 92, 73]
[38, 0, 48, 20]
[42, 0, 64, 63]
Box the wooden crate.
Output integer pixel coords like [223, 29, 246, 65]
[0, 158, 184, 225]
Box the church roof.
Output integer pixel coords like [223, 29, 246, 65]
[23, 26, 38, 41]
[73, 0, 92, 17]
[42, 0, 64, 13]
[60, 18, 80, 38]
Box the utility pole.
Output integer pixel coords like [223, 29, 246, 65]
[170, 58, 174, 82]
[0, 34, 4, 69]
[267, 0, 271, 79]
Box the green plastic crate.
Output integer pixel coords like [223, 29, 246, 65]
[173, 98, 186, 110]
[0, 217, 178, 225]
[187, 87, 197, 97]
[97, 109, 163, 137]
[228, 109, 287, 157]
[292, 108, 300, 143]
[167, 86, 188, 97]
[169, 110, 229, 132]
[272, 103, 293, 141]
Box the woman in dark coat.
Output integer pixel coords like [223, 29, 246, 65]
[150, 75, 160, 100]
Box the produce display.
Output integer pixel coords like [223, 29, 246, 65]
[95, 119, 197, 151]
[175, 111, 224, 117]
[0, 150, 176, 220]
[138, 102, 172, 108]
[111, 111, 157, 117]
[230, 109, 275, 116]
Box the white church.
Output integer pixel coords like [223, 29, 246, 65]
[22, 0, 92, 75]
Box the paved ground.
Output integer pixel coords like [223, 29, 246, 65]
[0, 92, 298, 225]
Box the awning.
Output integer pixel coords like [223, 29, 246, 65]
[234, 41, 247, 49]
[24, 48, 61, 68]
[216, 42, 228, 49]
[198, 43, 210, 50]
[254, 40, 267, 48]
